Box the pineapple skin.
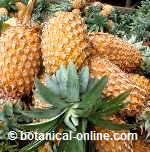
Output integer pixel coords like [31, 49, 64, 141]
[33, 95, 50, 109]
[101, 4, 113, 16]
[89, 57, 147, 116]
[0, 25, 41, 98]
[94, 116, 133, 152]
[71, 0, 87, 9]
[88, 32, 142, 73]
[41, 9, 89, 75]
[129, 74, 150, 98]
[70, 0, 96, 9]
[132, 137, 150, 152]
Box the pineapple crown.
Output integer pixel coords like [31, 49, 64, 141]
[110, 0, 150, 42]
[15, 63, 134, 151]
[137, 0, 150, 17]
[31, 0, 72, 23]
[83, 5, 108, 32]
[20, 64, 131, 130]
[0, 102, 33, 151]
[0, 0, 16, 11]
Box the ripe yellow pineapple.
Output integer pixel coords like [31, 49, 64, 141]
[89, 56, 147, 116]
[129, 74, 150, 98]
[101, 4, 113, 16]
[70, 0, 87, 9]
[0, 0, 41, 99]
[94, 115, 133, 152]
[88, 32, 142, 72]
[41, 9, 89, 75]
[132, 137, 150, 152]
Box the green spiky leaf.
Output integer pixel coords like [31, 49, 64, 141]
[0, 0, 16, 10]
[18, 107, 66, 120]
[84, 5, 108, 32]
[79, 66, 89, 94]
[45, 73, 60, 96]
[77, 76, 108, 117]
[66, 64, 80, 102]
[19, 118, 59, 133]
[34, 79, 68, 109]
[56, 65, 68, 97]
[57, 120, 87, 152]
[20, 140, 44, 152]
[19, 64, 133, 151]
[20, 119, 61, 152]
[96, 91, 131, 112]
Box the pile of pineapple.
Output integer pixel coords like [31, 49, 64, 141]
[0, 0, 150, 152]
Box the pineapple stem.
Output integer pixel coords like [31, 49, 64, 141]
[22, 0, 36, 25]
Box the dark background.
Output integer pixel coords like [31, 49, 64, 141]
[100, 0, 144, 7]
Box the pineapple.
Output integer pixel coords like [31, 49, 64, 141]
[0, 0, 41, 99]
[132, 137, 150, 152]
[88, 32, 142, 73]
[101, 4, 113, 16]
[41, 9, 89, 75]
[94, 115, 133, 152]
[70, 0, 87, 9]
[20, 64, 133, 151]
[89, 56, 147, 116]
[84, 2, 113, 16]
[129, 74, 150, 97]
